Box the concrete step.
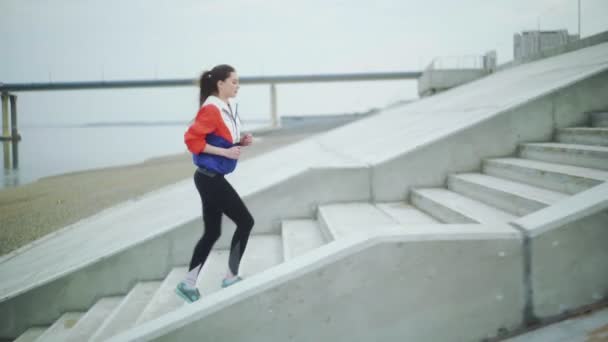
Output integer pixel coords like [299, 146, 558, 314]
[375, 202, 439, 225]
[13, 327, 46, 342]
[64, 296, 123, 342]
[591, 111, 608, 127]
[448, 173, 568, 216]
[411, 188, 517, 224]
[195, 250, 230, 296]
[484, 158, 608, 195]
[556, 127, 608, 146]
[191, 235, 283, 295]
[503, 306, 608, 342]
[239, 234, 283, 277]
[135, 267, 187, 325]
[318, 202, 399, 240]
[281, 220, 326, 261]
[519, 142, 608, 170]
[90, 281, 161, 342]
[33, 312, 83, 342]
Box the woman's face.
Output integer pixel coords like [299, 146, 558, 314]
[218, 72, 239, 98]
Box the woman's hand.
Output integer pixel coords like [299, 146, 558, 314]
[241, 133, 253, 146]
[223, 146, 241, 159]
[240, 133, 253, 146]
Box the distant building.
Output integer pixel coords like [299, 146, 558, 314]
[514, 30, 579, 60]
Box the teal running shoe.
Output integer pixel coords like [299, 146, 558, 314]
[175, 281, 201, 303]
[221, 276, 243, 288]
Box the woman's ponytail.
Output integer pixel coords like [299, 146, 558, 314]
[199, 71, 215, 106]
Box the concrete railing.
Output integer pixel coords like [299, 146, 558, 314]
[510, 181, 608, 322]
[417, 51, 496, 97]
[107, 224, 525, 342]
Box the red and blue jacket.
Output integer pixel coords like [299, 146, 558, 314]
[184, 95, 242, 174]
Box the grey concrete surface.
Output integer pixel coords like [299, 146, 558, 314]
[592, 112, 608, 127]
[281, 220, 326, 261]
[90, 281, 161, 342]
[483, 158, 608, 195]
[525, 210, 608, 320]
[447, 173, 566, 216]
[411, 188, 516, 224]
[238, 234, 283, 277]
[556, 127, 608, 146]
[512, 182, 608, 237]
[511, 182, 608, 320]
[418, 68, 488, 97]
[520, 142, 608, 170]
[64, 296, 123, 342]
[33, 312, 83, 342]
[135, 267, 187, 325]
[106, 224, 523, 342]
[13, 327, 45, 342]
[375, 202, 439, 225]
[195, 250, 229, 296]
[503, 307, 608, 342]
[318, 202, 399, 240]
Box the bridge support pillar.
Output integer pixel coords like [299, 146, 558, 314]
[1, 93, 20, 170]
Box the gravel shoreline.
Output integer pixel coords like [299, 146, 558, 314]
[0, 122, 344, 256]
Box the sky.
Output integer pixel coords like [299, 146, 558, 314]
[1, 0, 607, 125]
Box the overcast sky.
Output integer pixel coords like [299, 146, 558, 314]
[1, 0, 607, 125]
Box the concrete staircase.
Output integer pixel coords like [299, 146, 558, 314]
[10, 113, 608, 341]
[319, 112, 607, 241]
[410, 112, 607, 223]
[12, 235, 289, 342]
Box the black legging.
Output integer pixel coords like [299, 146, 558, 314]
[189, 170, 254, 275]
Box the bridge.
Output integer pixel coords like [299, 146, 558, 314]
[0, 71, 422, 169]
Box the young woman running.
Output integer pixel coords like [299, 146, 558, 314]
[176, 64, 254, 303]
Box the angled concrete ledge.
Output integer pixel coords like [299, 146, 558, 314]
[512, 182, 608, 237]
[107, 224, 524, 342]
[511, 182, 608, 320]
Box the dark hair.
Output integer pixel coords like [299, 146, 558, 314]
[199, 64, 236, 106]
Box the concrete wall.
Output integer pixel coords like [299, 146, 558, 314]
[514, 30, 578, 61]
[214, 166, 371, 249]
[0, 223, 186, 338]
[528, 211, 608, 319]
[511, 182, 608, 322]
[108, 225, 524, 342]
[373, 69, 608, 202]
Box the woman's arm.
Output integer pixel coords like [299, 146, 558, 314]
[184, 106, 242, 159]
[204, 144, 240, 159]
